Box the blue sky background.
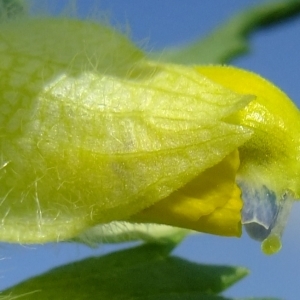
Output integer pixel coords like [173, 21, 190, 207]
[1, 1, 300, 299]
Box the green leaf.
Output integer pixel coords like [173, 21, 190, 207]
[2, 244, 248, 300]
[150, 0, 300, 64]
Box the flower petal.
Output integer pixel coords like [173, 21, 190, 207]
[196, 66, 300, 253]
[130, 150, 243, 237]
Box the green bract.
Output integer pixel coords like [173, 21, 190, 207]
[0, 17, 251, 242]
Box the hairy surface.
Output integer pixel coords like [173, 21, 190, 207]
[0, 17, 251, 242]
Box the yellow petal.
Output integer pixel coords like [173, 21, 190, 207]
[130, 150, 243, 237]
[196, 65, 300, 196]
[196, 66, 300, 253]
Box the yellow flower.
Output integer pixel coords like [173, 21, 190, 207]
[197, 66, 300, 254]
[1, 16, 299, 254]
[133, 66, 300, 254]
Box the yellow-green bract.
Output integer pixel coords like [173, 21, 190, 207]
[0, 17, 252, 243]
